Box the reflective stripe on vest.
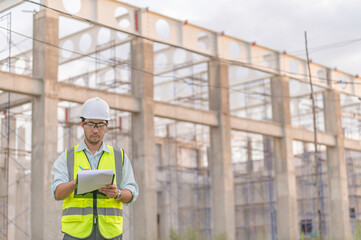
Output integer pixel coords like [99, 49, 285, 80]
[62, 144, 124, 239]
[63, 207, 122, 216]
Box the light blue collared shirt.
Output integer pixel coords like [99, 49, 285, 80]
[51, 140, 138, 205]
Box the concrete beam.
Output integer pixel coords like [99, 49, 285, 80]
[57, 82, 140, 113]
[291, 128, 335, 147]
[58, 25, 132, 65]
[0, 71, 42, 96]
[344, 138, 361, 151]
[0, 0, 22, 13]
[0, 93, 32, 111]
[154, 101, 218, 126]
[230, 116, 335, 147]
[230, 117, 282, 137]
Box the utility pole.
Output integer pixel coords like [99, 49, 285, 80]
[305, 31, 323, 240]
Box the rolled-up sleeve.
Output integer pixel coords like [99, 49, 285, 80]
[51, 152, 69, 200]
[120, 154, 139, 205]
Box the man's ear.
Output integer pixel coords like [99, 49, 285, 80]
[80, 121, 84, 129]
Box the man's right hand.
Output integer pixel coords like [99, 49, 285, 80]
[54, 179, 76, 200]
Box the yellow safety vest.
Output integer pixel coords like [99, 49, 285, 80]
[61, 144, 124, 239]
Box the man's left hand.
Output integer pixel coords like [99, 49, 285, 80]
[99, 184, 118, 199]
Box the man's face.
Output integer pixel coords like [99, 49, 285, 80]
[81, 119, 108, 145]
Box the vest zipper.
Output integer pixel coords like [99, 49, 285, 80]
[93, 191, 97, 225]
[83, 150, 103, 227]
[93, 152, 104, 227]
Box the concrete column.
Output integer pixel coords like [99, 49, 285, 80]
[31, 9, 60, 239]
[208, 60, 235, 240]
[131, 37, 157, 240]
[271, 76, 299, 240]
[323, 90, 352, 240]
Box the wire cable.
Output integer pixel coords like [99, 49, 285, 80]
[0, 4, 359, 106]
[19, 0, 361, 84]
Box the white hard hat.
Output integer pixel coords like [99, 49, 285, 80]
[80, 97, 110, 120]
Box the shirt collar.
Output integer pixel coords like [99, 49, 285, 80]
[76, 140, 112, 153]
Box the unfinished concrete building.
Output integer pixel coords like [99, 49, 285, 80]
[0, 1, 360, 240]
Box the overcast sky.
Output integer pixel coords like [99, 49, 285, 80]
[120, 0, 361, 76]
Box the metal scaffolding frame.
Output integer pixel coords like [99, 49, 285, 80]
[346, 151, 361, 240]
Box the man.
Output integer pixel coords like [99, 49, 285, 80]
[51, 97, 138, 240]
